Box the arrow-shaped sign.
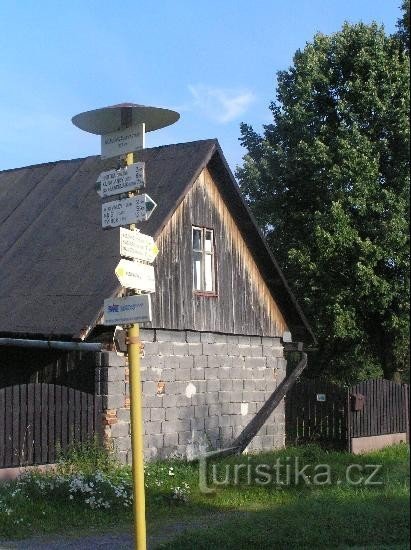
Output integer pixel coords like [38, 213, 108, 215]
[96, 163, 145, 198]
[120, 227, 158, 263]
[115, 259, 156, 292]
[102, 194, 157, 229]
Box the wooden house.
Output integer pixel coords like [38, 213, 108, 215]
[0, 139, 314, 465]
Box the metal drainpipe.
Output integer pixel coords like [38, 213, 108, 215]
[0, 338, 102, 352]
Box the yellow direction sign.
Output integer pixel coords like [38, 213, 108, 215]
[115, 259, 155, 292]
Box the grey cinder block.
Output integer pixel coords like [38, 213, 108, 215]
[115, 436, 131, 452]
[205, 392, 219, 404]
[194, 356, 207, 368]
[191, 417, 205, 430]
[200, 332, 216, 343]
[161, 419, 190, 434]
[186, 331, 201, 343]
[148, 434, 164, 448]
[110, 423, 130, 438]
[165, 407, 179, 421]
[194, 405, 209, 418]
[244, 357, 266, 369]
[150, 408, 166, 422]
[142, 381, 157, 395]
[145, 421, 162, 435]
[205, 416, 219, 429]
[156, 329, 186, 343]
[102, 394, 124, 409]
[191, 367, 205, 380]
[143, 342, 159, 356]
[188, 343, 203, 356]
[231, 379, 244, 391]
[179, 356, 194, 369]
[191, 393, 206, 405]
[95, 351, 127, 368]
[164, 433, 178, 447]
[207, 379, 221, 392]
[175, 368, 192, 381]
[173, 342, 189, 356]
[140, 329, 155, 342]
[220, 379, 233, 391]
[117, 408, 131, 423]
[204, 367, 219, 380]
[143, 395, 164, 408]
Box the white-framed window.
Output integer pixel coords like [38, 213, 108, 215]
[192, 226, 216, 293]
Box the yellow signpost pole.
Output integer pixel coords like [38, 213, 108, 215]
[125, 150, 147, 550]
[71, 103, 179, 550]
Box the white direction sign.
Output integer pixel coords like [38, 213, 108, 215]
[102, 194, 157, 228]
[120, 228, 158, 263]
[103, 294, 152, 325]
[96, 163, 145, 198]
[101, 123, 145, 159]
[115, 259, 156, 292]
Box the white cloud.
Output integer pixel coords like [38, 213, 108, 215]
[187, 84, 255, 123]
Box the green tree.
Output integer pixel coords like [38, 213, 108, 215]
[237, 15, 410, 383]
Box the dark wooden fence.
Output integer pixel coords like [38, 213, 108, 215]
[285, 379, 348, 449]
[0, 383, 103, 468]
[349, 379, 409, 439]
[286, 378, 409, 450]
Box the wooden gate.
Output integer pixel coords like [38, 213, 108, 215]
[285, 378, 348, 449]
[286, 378, 409, 451]
[0, 383, 103, 468]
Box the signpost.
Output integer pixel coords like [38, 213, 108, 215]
[102, 194, 157, 228]
[103, 295, 152, 325]
[101, 123, 145, 159]
[115, 259, 155, 292]
[120, 227, 158, 263]
[72, 102, 179, 550]
[96, 162, 145, 198]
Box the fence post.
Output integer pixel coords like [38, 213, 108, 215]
[403, 383, 409, 444]
[346, 389, 352, 452]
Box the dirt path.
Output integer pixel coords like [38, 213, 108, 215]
[0, 511, 245, 549]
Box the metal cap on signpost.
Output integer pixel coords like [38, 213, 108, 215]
[72, 103, 179, 550]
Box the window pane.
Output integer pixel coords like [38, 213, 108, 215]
[193, 251, 202, 290]
[193, 228, 202, 251]
[204, 253, 213, 291]
[204, 230, 213, 253]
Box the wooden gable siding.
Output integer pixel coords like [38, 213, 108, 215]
[148, 168, 288, 337]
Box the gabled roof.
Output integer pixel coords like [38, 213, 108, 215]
[0, 139, 315, 344]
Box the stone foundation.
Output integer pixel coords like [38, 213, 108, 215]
[351, 433, 407, 454]
[96, 329, 286, 463]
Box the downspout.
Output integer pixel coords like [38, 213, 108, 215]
[0, 338, 102, 352]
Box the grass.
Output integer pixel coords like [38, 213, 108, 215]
[0, 442, 409, 548]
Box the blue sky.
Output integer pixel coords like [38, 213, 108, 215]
[0, 1, 401, 173]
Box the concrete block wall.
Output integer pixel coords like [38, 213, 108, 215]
[95, 329, 286, 463]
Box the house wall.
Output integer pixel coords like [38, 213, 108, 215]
[147, 168, 288, 337]
[96, 329, 287, 462]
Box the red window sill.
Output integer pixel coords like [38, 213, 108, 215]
[193, 291, 218, 298]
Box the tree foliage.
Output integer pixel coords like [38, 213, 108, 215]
[237, 14, 410, 383]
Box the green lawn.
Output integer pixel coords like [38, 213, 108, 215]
[0, 443, 409, 548]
